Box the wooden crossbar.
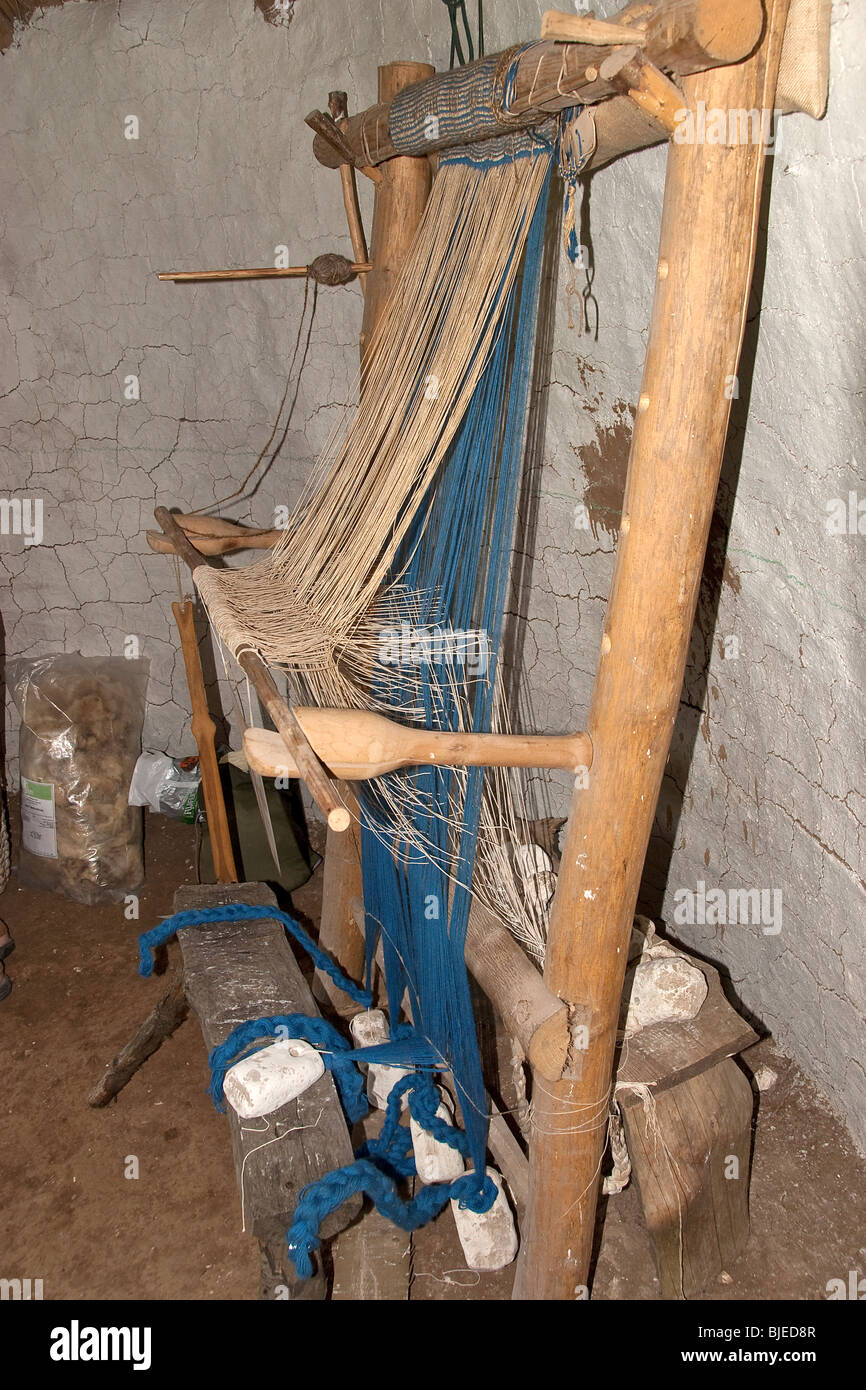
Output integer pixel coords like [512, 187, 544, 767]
[153, 505, 351, 833]
[242, 717, 592, 782]
[310, 0, 763, 172]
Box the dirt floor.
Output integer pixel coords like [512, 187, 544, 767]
[1, 807, 863, 1302]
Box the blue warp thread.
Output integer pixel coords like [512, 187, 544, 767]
[359, 153, 554, 1191]
[136, 903, 372, 1009]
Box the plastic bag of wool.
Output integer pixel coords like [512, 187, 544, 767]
[138, 119, 584, 1275]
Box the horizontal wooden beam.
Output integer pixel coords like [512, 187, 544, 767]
[153, 506, 350, 833]
[465, 902, 570, 1082]
[312, 0, 762, 170]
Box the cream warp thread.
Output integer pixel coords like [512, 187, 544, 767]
[195, 152, 551, 712]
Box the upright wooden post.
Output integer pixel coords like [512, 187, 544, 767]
[172, 599, 239, 884]
[358, 61, 436, 361]
[515, 0, 790, 1299]
[316, 61, 435, 1015]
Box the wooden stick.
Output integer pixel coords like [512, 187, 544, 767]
[329, 91, 369, 299]
[157, 263, 371, 283]
[243, 717, 592, 781]
[486, 1102, 530, 1215]
[311, 0, 763, 170]
[153, 506, 350, 834]
[87, 972, 189, 1107]
[514, 0, 791, 1301]
[540, 11, 647, 44]
[236, 656, 349, 835]
[172, 599, 238, 883]
[146, 512, 281, 556]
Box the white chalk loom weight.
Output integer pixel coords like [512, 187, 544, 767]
[223, 1038, 325, 1119]
[410, 1087, 465, 1183]
[451, 1167, 518, 1272]
[349, 1008, 410, 1110]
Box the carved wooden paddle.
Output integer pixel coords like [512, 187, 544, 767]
[243, 710, 592, 781]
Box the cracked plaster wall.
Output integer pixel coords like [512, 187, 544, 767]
[1, 1, 864, 1147]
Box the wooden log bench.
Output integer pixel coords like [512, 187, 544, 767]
[89, 881, 361, 1299]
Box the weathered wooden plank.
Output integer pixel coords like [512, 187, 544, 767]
[330, 1112, 412, 1301]
[174, 882, 361, 1246]
[621, 1058, 754, 1298]
[616, 956, 758, 1095]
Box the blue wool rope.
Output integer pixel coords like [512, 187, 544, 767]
[284, 1066, 482, 1273]
[287, 1163, 497, 1278]
[355, 1073, 420, 1180]
[136, 903, 372, 1009]
[358, 1071, 470, 1176]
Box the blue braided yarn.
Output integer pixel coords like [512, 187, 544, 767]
[407, 1080, 470, 1157]
[286, 1162, 498, 1278]
[136, 903, 372, 1009]
[354, 1072, 472, 1195]
[355, 1074, 418, 1180]
[207, 1013, 370, 1123]
[209, 1017, 495, 1278]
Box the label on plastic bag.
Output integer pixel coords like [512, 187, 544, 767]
[21, 777, 58, 858]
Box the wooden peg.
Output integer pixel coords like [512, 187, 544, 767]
[541, 10, 647, 45]
[172, 599, 238, 883]
[304, 109, 382, 183]
[600, 48, 686, 134]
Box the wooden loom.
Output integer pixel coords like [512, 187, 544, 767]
[151, 0, 825, 1299]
